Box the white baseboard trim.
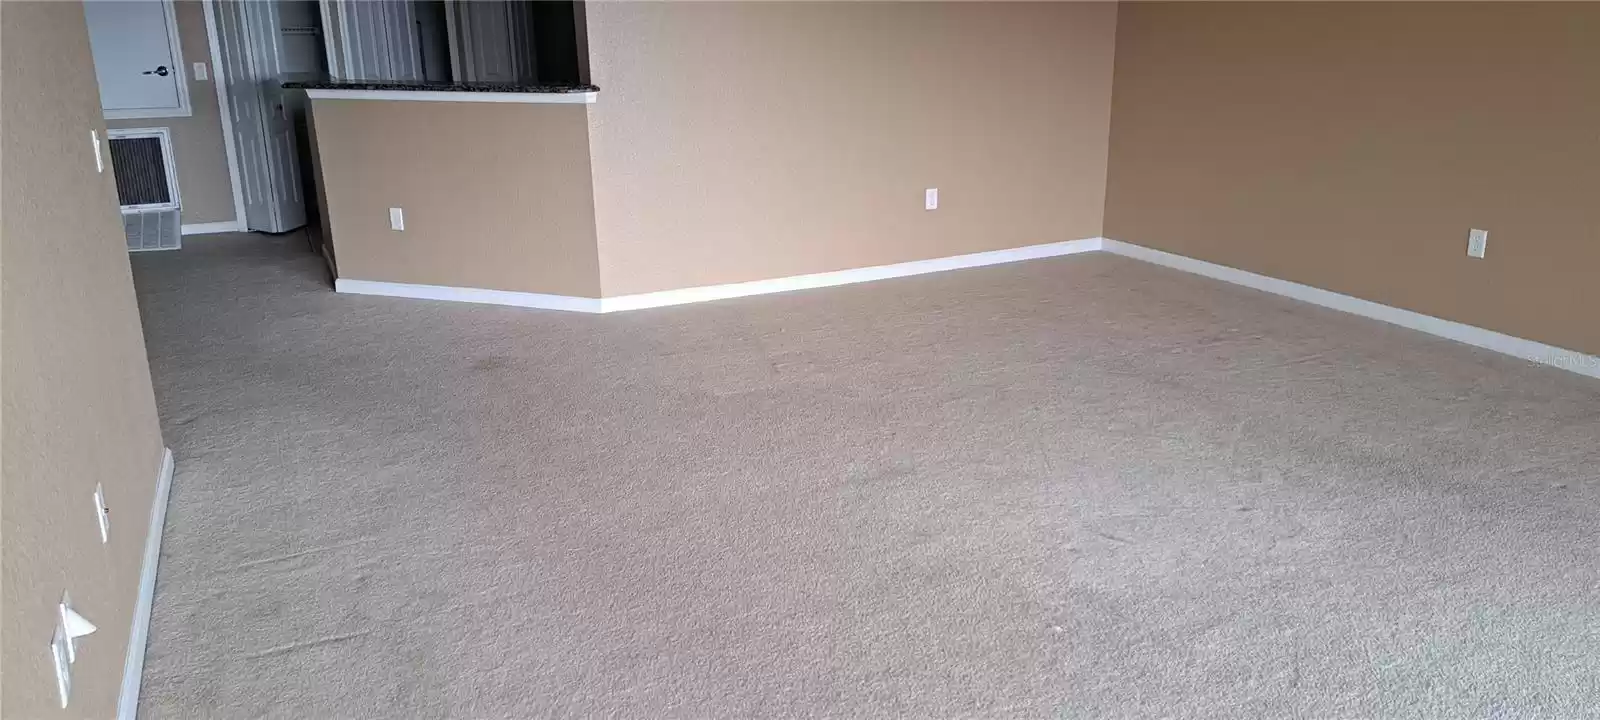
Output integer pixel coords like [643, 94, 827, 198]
[331, 236, 1595, 381]
[117, 447, 175, 720]
[180, 221, 243, 236]
[334, 237, 1103, 314]
[599, 237, 1104, 312]
[1100, 239, 1600, 381]
[335, 278, 605, 313]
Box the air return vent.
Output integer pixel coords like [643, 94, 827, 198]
[107, 128, 181, 252]
[122, 210, 181, 252]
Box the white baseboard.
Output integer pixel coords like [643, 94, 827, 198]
[117, 447, 175, 720]
[331, 236, 1595, 382]
[334, 278, 605, 313]
[180, 221, 243, 236]
[1100, 239, 1600, 381]
[599, 238, 1104, 312]
[334, 238, 1103, 314]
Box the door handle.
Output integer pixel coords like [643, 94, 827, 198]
[142, 65, 170, 77]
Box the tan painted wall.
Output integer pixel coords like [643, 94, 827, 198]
[1104, 2, 1600, 356]
[584, 1, 1118, 296]
[105, 0, 235, 226]
[2, 2, 167, 718]
[310, 99, 602, 297]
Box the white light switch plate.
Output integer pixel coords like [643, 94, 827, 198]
[193, 62, 208, 81]
[1467, 228, 1488, 258]
[389, 207, 405, 231]
[93, 484, 109, 543]
[925, 188, 938, 210]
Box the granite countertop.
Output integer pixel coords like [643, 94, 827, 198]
[282, 79, 598, 94]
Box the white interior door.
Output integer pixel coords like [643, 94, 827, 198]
[84, 1, 189, 118]
[213, 0, 306, 233]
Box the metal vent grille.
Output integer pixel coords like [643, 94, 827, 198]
[108, 134, 175, 208]
[123, 209, 181, 252]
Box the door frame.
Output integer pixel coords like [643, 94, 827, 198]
[96, 0, 194, 120]
[200, 0, 247, 232]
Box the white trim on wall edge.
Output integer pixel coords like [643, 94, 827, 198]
[304, 89, 598, 104]
[600, 237, 1104, 312]
[1100, 239, 1600, 381]
[180, 220, 243, 235]
[334, 238, 1103, 314]
[333, 237, 1596, 382]
[117, 447, 174, 720]
[104, 107, 195, 121]
[335, 279, 606, 313]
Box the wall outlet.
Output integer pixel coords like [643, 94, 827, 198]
[925, 188, 938, 211]
[389, 207, 405, 231]
[93, 484, 109, 543]
[192, 62, 208, 81]
[1467, 228, 1488, 258]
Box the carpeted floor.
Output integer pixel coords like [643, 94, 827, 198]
[129, 233, 1600, 719]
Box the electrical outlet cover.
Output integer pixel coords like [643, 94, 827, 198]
[1467, 228, 1488, 258]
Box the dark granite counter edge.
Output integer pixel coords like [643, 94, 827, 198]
[283, 80, 598, 94]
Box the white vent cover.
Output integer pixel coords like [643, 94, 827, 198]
[107, 128, 182, 252]
[123, 209, 181, 252]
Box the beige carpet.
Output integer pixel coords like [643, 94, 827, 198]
[130, 234, 1600, 719]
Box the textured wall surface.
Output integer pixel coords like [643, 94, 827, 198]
[1105, 2, 1600, 356]
[105, 0, 235, 226]
[585, 1, 1117, 296]
[2, 2, 167, 717]
[310, 99, 602, 297]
